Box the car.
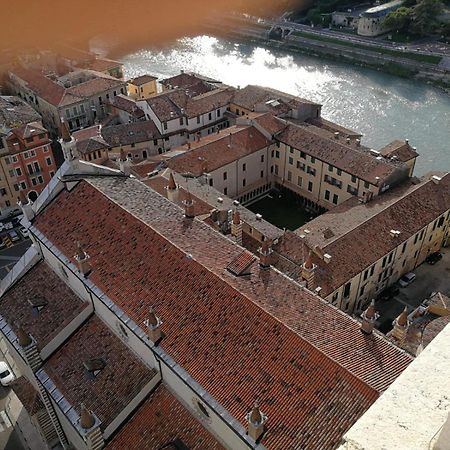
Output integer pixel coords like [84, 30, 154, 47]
[8, 230, 20, 242]
[4, 222, 13, 230]
[0, 361, 14, 386]
[19, 226, 29, 238]
[398, 272, 416, 288]
[378, 285, 400, 301]
[426, 252, 442, 265]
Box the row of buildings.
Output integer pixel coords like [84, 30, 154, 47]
[0, 51, 449, 449]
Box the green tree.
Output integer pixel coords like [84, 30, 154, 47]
[410, 0, 444, 36]
[384, 7, 414, 32]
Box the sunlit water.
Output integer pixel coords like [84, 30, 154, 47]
[121, 35, 450, 175]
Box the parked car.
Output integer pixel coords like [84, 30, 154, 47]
[0, 361, 14, 386]
[8, 230, 20, 242]
[426, 252, 442, 265]
[4, 222, 13, 230]
[378, 285, 400, 301]
[398, 272, 416, 288]
[19, 226, 29, 238]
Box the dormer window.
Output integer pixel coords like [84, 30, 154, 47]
[84, 358, 106, 379]
[28, 296, 48, 315]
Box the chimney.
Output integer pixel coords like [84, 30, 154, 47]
[390, 306, 409, 343]
[228, 132, 232, 148]
[231, 209, 243, 245]
[166, 173, 178, 202]
[119, 148, 131, 176]
[301, 251, 316, 290]
[16, 324, 42, 371]
[346, 137, 351, 145]
[18, 190, 35, 221]
[75, 242, 92, 277]
[79, 404, 104, 450]
[360, 299, 379, 335]
[183, 191, 195, 219]
[144, 306, 162, 344]
[59, 118, 77, 161]
[356, 139, 361, 146]
[259, 240, 272, 269]
[246, 402, 266, 442]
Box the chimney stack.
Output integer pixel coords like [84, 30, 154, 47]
[166, 173, 178, 202]
[183, 191, 195, 219]
[18, 190, 35, 221]
[59, 118, 77, 161]
[360, 299, 379, 335]
[301, 251, 316, 290]
[246, 402, 266, 442]
[80, 404, 95, 430]
[259, 240, 272, 269]
[231, 209, 243, 245]
[390, 306, 409, 343]
[119, 148, 131, 176]
[75, 242, 92, 277]
[79, 404, 104, 450]
[145, 306, 162, 344]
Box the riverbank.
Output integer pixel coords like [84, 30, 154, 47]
[203, 15, 450, 93]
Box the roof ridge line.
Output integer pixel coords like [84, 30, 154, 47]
[86, 177, 383, 395]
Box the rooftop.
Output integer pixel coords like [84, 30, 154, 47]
[33, 176, 412, 449]
[0, 96, 41, 131]
[101, 121, 161, 147]
[106, 385, 225, 450]
[128, 74, 158, 86]
[167, 125, 270, 176]
[380, 140, 419, 162]
[106, 94, 145, 120]
[0, 260, 88, 349]
[40, 315, 155, 430]
[278, 123, 402, 184]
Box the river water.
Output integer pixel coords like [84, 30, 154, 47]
[121, 35, 450, 175]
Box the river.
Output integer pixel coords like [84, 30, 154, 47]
[120, 35, 450, 175]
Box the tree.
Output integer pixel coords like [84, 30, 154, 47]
[410, 0, 444, 36]
[384, 7, 414, 32]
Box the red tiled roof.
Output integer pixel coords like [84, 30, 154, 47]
[278, 124, 400, 184]
[34, 178, 412, 449]
[106, 385, 225, 450]
[101, 121, 161, 147]
[251, 112, 287, 136]
[42, 315, 155, 430]
[12, 377, 44, 416]
[0, 261, 88, 349]
[380, 140, 419, 162]
[128, 74, 158, 85]
[168, 125, 270, 176]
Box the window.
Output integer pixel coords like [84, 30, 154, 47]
[208, 112, 212, 121]
[438, 216, 445, 227]
[8, 170, 14, 178]
[359, 285, 365, 297]
[46, 157, 52, 166]
[4, 157, 10, 165]
[23, 151, 29, 159]
[336, 169, 342, 176]
[387, 252, 393, 264]
[37, 175, 44, 184]
[363, 269, 369, 281]
[217, 109, 221, 117]
[347, 185, 358, 196]
[261, 154, 264, 163]
[223, 172, 227, 180]
[11, 156, 18, 163]
[370, 265, 375, 276]
[271, 150, 274, 158]
[142, 150, 148, 159]
[260, 170, 264, 178]
[308, 181, 313, 192]
[223, 187, 228, 195]
[402, 242, 407, 253]
[364, 181, 370, 189]
[414, 233, 419, 244]
[242, 163, 246, 172]
[15, 167, 22, 176]
[31, 178, 37, 186]
[382, 256, 387, 268]
[242, 179, 246, 187]
[325, 190, 330, 201]
[332, 292, 339, 304]
[30, 149, 36, 156]
[0, 188, 6, 196]
[270, 165, 274, 174]
[20, 182, 26, 190]
[297, 176, 302, 186]
[328, 164, 333, 172]
[310, 156, 315, 163]
[27, 164, 33, 175]
[300, 151, 306, 159]
[5, 200, 10, 207]
[275, 151, 280, 159]
[209, 178, 213, 187]
[307, 166, 316, 176]
[287, 171, 292, 182]
[13, 184, 19, 192]
[343, 282, 351, 298]
[163, 122, 168, 131]
[33, 162, 40, 173]
[289, 146, 294, 153]
[288, 157, 293, 165]
[179, 117, 184, 126]
[49, 171, 54, 178]
[274, 165, 279, 175]
[332, 194, 338, 204]
[419, 229, 425, 240]
[351, 175, 357, 183]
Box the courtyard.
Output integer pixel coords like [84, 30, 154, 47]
[247, 192, 316, 231]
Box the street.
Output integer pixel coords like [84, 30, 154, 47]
[0, 387, 26, 450]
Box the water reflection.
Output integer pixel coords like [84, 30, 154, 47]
[121, 35, 450, 175]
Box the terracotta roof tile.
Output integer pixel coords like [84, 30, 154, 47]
[128, 74, 158, 85]
[101, 121, 161, 147]
[34, 178, 412, 449]
[380, 140, 419, 162]
[0, 261, 88, 349]
[43, 315, 155, 430]
[106, 385, 225, 450]
[168, 125, 270, 176]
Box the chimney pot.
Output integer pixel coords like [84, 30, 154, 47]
[145, 306, 162, 344]
[75, 242, 92, 277]
[183, 191, 195, 218]
[80, 404, 96, 430]
[246, 402, 266, 442]
[360, 299, 379, 334]
[17, 326, 32, 347]
[259, 240, 272, 269]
